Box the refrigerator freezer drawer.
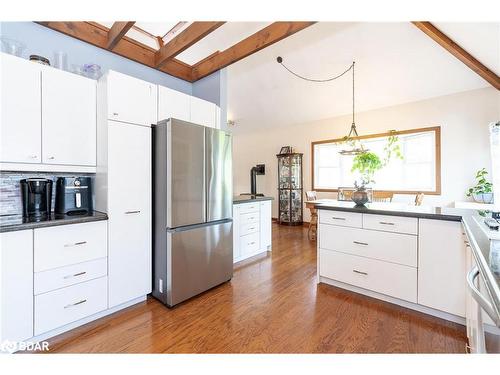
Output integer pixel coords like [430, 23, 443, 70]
[159, 221, 233, 307]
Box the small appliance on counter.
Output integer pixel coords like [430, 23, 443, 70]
[55, 177, 93, 215]
[20, 178, 53, 218]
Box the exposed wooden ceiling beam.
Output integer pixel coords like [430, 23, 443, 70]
[191, 22, 316, 81]
[155, 22, 225, 68]
[37, 21, 194, 81]
[106, 21, 135, 50]
[413, 21, 500, 90]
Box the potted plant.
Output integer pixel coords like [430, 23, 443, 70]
[466, 168, 494, 204]
[351, 151, 382, 205]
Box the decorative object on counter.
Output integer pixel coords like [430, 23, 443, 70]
[279, 146, 292, 155]
[351, 182, 370, 206]
[83, 63, 102, 79]
[466, 168, 494, 204]
[337, 187, 355, 201]
[0, 37, 26, 57]
[415, 192, 425, 206]
[277, 152, 303, 225]
[53, 51, 68, 70]
[29, 54, 50, 65]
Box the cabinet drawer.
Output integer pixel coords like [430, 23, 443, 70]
[319, 210, 362, 228]
[34, 257, 108, 295]
[240, 232, 260, 256]
[319, 224, 417, 267]
[240, 211, 260, 225]
[362, 214, 418, 235]
[319, 249, 417, 303]
[34, 221, 107, 272]
[34, 276, 107, 335]
[240, 222, 260, 236]
[239, 203, 260, 214]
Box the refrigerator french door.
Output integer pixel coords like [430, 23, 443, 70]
[152, 118, 233, 307]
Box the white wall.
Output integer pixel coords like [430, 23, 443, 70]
[232, 87, 500, 221]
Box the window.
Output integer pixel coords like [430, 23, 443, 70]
[312, 127, 441, 194]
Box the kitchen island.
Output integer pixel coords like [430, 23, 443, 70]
[314, 200, 500, 334]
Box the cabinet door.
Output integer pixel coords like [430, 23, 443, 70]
[418, 219, 466, 317]
[233, 205, 241, 262]
[0, 230, 33, 343]
[108, 122, 152, 307]
[190, 96, 217, 128]
[0, 53, 42, 163]
[260, 201, 272, 251]
[107, 71, 156, 126]
[158, 86, 191, 122]
[42, 68, 96, 166]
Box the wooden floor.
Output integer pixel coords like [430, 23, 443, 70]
[44, 223, 466, 353]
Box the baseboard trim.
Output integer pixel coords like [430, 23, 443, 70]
[319, 276, 466, 326]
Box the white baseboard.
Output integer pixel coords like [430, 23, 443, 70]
[319, 276, 466, 326]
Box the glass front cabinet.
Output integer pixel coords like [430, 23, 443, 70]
[277, 153, 303, 225]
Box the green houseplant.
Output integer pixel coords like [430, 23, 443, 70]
[466, 168, 494, 204]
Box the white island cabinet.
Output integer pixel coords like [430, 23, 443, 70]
[318, 208, 467, 324]
[233, 199, 272, 263]
[0, 230, 34, 344]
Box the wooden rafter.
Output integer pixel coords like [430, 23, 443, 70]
[106, 21, 135, 50]
[192, 22, 316, 80]
[155, 22, 225, 68]
[413, 21, 500, 90]
[37, 21, 193, 81]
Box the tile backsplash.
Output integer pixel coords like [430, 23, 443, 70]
[0, 171, 95, 216]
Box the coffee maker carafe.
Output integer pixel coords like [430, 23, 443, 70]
[20, 178, 53, 218]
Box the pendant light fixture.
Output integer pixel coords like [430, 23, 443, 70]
[276, 57, 367, 155]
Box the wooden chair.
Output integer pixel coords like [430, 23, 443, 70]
[305, 191, 318, 241]
[372, 191, 394, 202]
[415, 192, 424, 206]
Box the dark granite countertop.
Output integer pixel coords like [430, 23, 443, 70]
[0, 211, 108, 233]
[314, 199, 500, 325]
[233, 195, 274, 205]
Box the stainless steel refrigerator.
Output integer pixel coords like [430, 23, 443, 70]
[152, 118, 233, 307]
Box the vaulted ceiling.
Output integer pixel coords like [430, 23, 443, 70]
[226, 22, 500, 133]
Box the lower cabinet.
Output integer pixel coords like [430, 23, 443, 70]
[233, 200, 272, 263]
[0, 230, 34, 343]
[418, 219, 466, 317]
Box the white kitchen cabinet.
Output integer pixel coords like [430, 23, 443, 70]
[107, 70, 157, 126]
[233, 205, 241, 261]
[0, 230, 34, 343]
[158, 85, 191, 122]
[260, 200, 272, 251]
[107, 121, 152, 308]
[418, 219, 467, 317]
[190, 96, 217, 128]
[42, 67, 96, 166]
[0, 53, 42, 163]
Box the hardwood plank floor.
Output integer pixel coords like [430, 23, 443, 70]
[43, 223, 466, 353]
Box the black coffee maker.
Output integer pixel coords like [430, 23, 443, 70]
[55, 177, 93, 215]
[20, 178, 53, 218]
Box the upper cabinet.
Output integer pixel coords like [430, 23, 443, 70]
[42, 67, 96, 166]
[107, 71, 157, 126]
[158, 86, 191, 123]
[190, 96, 217, 129]
[0, 53, 42, 164]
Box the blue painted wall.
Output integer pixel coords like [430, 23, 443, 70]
[0, 22, 192, 94]
[193, 69, 228, 131]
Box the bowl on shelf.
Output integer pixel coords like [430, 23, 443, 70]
[1, 37, 26, 57]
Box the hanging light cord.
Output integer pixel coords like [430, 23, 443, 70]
[276, 56, 354, 83]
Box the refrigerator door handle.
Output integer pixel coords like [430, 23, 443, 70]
[203, 128, 207, 222]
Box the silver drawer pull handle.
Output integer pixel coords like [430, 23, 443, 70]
[249, 227, 255, 230]
[249, 242, 255, 245]
[353, 241, 368, 246]
[63, 271, 87, 279]
[64, 241, 87, 247]
[29, 155, 38, 159]
[331, 217, 346, 220]
[353, 269, 368, 276]
[48, 156, 55, 160]
[64, 299, 87, 309]
[379, 221, 395, 225]
[113, 112, 119, 116]
[125, 210, 141, 214]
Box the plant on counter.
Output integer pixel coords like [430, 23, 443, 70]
[466, 168, 494, 204]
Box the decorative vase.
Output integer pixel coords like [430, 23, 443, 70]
[352, 186, 369, 206]
[472, 192, 494, 204]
